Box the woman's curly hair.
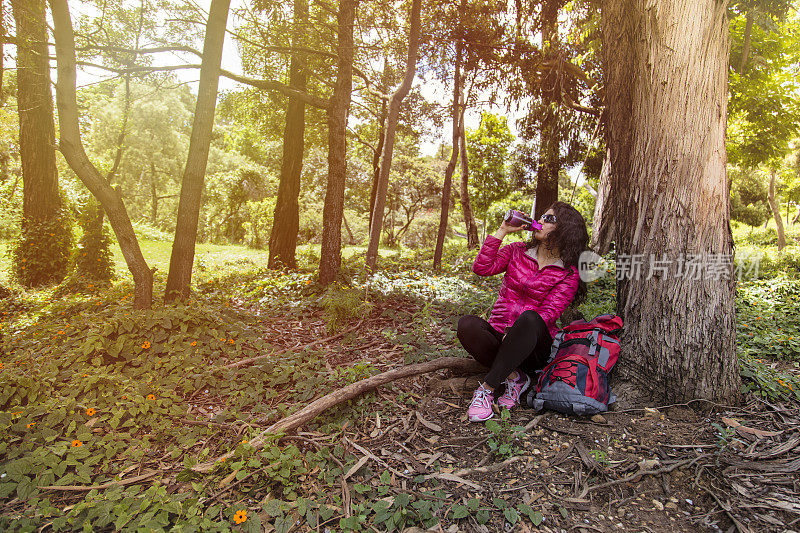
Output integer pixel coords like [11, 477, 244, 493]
[528, 201, 590, 306]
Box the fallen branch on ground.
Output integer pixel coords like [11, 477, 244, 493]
[217, 320, 365, 370]
[579, 454, 711, 498]
[192, 357, 485, 472]
[40, 472, 159, 492]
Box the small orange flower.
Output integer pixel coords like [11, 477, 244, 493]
[82, 373, 88, 377]
[142, 341, 151, 350]
[86, 408, 96, 416]
[147, 394, 156, 401]
[228, 339, 235, 345]
[71, 440, 83, 447]
[233, 510, 247, 524]
[0, 362, 4, 370]
[122, 395, 128, 400]
[241, 440, 248, 445]
[58, 331, 65, 335]
[190, 341, 197, 347]
[27, 422, 36, 429]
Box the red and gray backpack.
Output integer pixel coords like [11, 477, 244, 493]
[523, 314, 623, 416]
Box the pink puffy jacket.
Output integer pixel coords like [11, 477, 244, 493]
[473, 236, 580, 339]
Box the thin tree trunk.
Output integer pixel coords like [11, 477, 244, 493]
[364, 0, 421, 272]
[319, 0, 358, 286]
[768, 168, 786, 250]
[433, 41, 461, 270]
[268, 0, 308, 270]
[590, 148, 614, 254]
[602, 0, 740, 403]
[368, 60, 390, 232]
[150, 163, 158, 225]
[534, 0, 560, 219]
[793, 203, 800, 225]
[11, 0, 60, 223]
[50, 0, 153, 308]
[739, 10, 753, 73]
[164, 0, 230, 301]
[342, 212, 355, 245]
[458, 99, 479, 249]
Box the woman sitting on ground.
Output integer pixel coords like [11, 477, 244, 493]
[458, 201, 588, 422]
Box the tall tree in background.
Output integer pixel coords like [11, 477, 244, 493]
[458, 101, 479, 249]
[165, 0, 231, 301]
[50, 0, 153, 308]
[602, 0, 740, 403]
[10, 0, 70, 286]
[319, 0, 358, 286]
[533, 0, 563, 218]
[365, 0, 422, 273]
[432, 41, 461, 271]
[727, 3, 799, 248]
[268, 0, 309, 270]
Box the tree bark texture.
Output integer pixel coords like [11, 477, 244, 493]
[164, 0, 230, 301]
[458, 102, 479, 249]
[12, 0, 60, 225]
[365, 0, 421, 273]
[319, 0, 357, 286]
[50, 0, 153, 308]
[602, 0, 740, 403]
[534, 0, 560, 219]
[268, 0, 308, 270]
[590, 148, 614, 254]
[433, 42, 461, 271]
[768, 168, 786, 250]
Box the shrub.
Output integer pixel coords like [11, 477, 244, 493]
[319, 282, 371, 333]
[73, 201, 115, 283]
[9, 209, 74, 287]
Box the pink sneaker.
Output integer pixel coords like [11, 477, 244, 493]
[467, 384, 495, 422]
[497, 371, 530, 410]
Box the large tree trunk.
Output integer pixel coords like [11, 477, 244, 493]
[365, 0, 421, 272]
[268, 0, 308, 270]
[458, 101, 479, 249]
[12, 0, 66, 284]
[602, 0, 740, 403]
[590, 148, 614, 254]
[50, 0, 153, 308]
[534, 0, 560, 219]
[433, 42, 461, 270]
[164, 0, 230, 301]
[768, 168, 786, 250]
[319, 0, 358, 286]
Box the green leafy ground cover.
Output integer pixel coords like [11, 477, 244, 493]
[1, 239, 799, 531]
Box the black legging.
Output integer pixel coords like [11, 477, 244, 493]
[457, 310, 553, 389]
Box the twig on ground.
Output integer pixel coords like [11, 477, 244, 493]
[40, 472, 159, 492]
